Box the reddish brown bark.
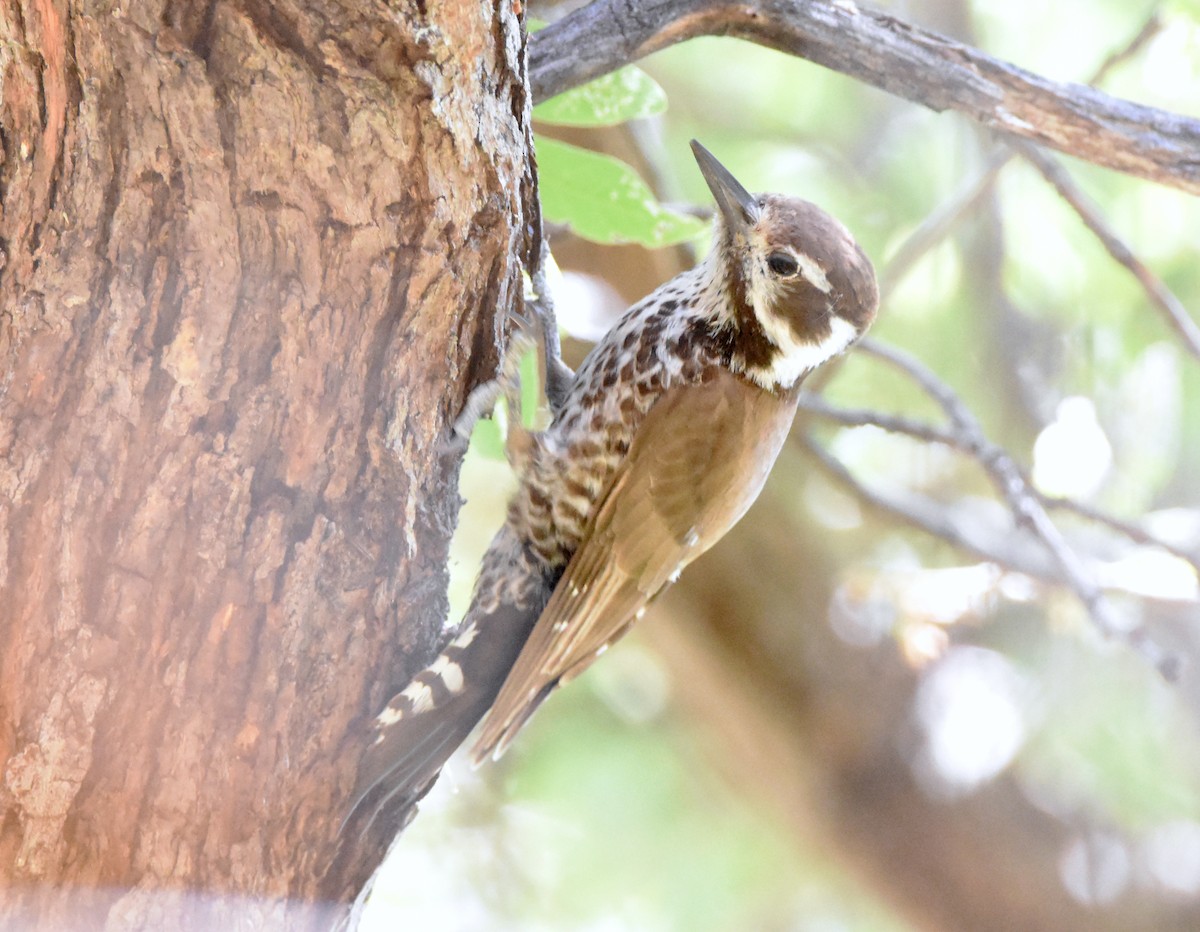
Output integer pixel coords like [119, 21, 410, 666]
[0, 0, 534, 926]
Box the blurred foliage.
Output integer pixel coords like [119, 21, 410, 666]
[368, 0, 1200, 928]
[366, 678, 907, 932]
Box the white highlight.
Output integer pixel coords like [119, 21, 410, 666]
[1032, 396, 1111, 498]
[753, 314, 858, 389]
[916, 646, 1026, 791]
[1098, 547, 1199, 602]
[794, 253, 832, 293]
[1061, 834, 1131, 906]
[556, 271, 625, 341]
[1144, 821, 1200, 894]
[430, 655, 464, 694]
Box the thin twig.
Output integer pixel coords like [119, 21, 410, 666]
[796, 394, 958, 447]
[1089, 11, 1165, 87]
[529, 0, 1200, 194]
[800, 431, 1189, 685]
[1042, 493, 1200, 576]
[880, 7, 1169, 300]
[799, 432, 1068, 585]
[797, 393, 1200, 577]
[879, 152, 1009, 300]
[852, 338, 1178, 677]
[1014, 140, 1200, 360]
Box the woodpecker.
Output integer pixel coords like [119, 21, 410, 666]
[349, 141, 878, 824]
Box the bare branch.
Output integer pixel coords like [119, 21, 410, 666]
[797, 431, 1067, 584]
[1014, 140, 1200, 360]
[850, 338, 1179, 676]
[879, 152, 1008, 300]
[880, 9, 1167, 300]
[529, 0, 1200, 195]
[796, 393, 957, 446]
[1042, 493, 1200, 578]
[1089, 10, 1165, 86]
[800, 431, 1189, 686]
[797, 393, 1200, 577]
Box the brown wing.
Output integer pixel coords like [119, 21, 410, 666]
[472, 368, 800, 762]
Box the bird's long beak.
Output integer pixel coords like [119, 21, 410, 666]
[690, 140, 759, 239]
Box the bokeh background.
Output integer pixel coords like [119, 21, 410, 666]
[367, 0, 1200, 928]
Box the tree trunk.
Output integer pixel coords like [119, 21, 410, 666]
[0, 0, 534, 926]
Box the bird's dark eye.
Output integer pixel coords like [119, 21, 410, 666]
[767, 252, 799, 277]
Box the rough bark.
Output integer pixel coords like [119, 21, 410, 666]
[0, 0, 534, 927]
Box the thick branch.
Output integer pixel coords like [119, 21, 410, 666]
[530, 0, 1200, 195]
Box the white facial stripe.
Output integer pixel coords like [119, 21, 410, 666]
[752, 314, 858, 389]
[795, 253, 832, 294]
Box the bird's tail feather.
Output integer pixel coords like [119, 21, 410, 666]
[344, 570, 553, 832]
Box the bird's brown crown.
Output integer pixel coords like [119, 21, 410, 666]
[692, 141, 879, 390]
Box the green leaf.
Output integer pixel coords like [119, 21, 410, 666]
[537, 138, 707, 247]
[533, 67, 667, 127]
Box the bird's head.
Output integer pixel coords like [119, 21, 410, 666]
[691, 140, 879, 390]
